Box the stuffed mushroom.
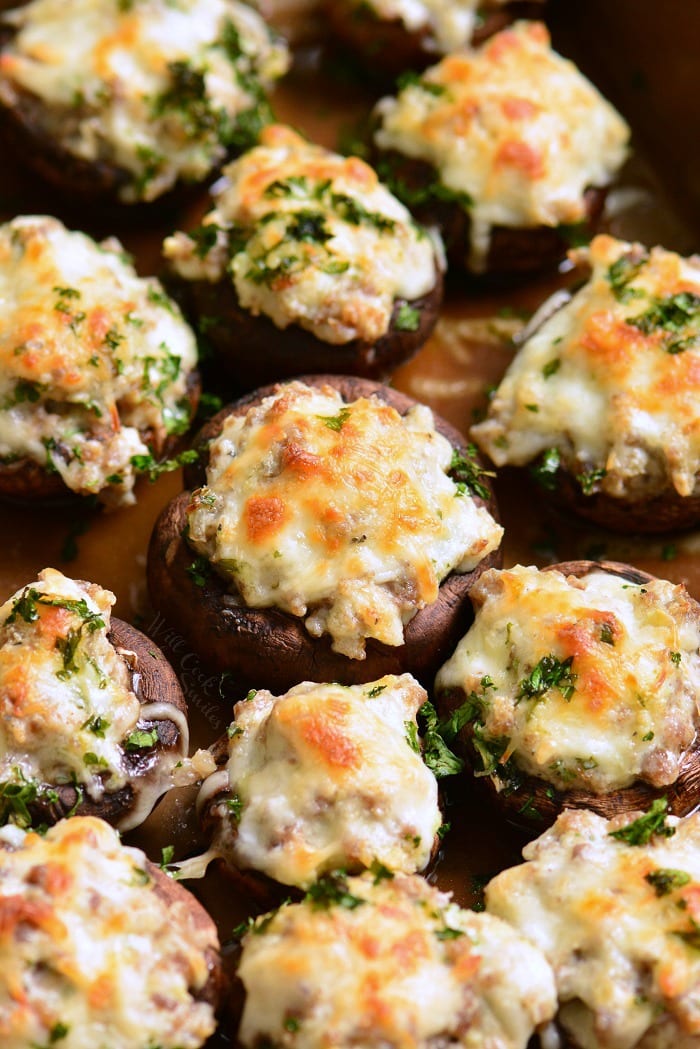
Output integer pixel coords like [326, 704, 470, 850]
[163, 124, 444, 387]
[0, 568, 190, 832]
[372, 22, 630, 276]
[0, 0, 289, 204]
[148, 375, 503, 692]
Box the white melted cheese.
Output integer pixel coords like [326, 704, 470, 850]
[0, 215, 198, 506]
[186, 381, 503, 659]
[238, 870, 556, 1049]
[0, 816, 217, 1049]
[373, 22, 630, 271]
[164, 124, 440, 345]
[472, 235, 700, 501]
[208, 675, 441, 887]
[0, 0, 289, 202]
[486, 807, 700, 1049]
[0, 569, 188, 824]
[360, 0, 511, 54]
[436, 565, 700, 793]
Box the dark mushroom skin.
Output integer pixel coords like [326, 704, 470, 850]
[172, 271, 443, 391]
[375, 150, 607, 278]
[145, 856, 226, 1016]
[323, 0, 545, 80]
[0, 370, 200, 505]
[435, 561, 700, 834]
[147, 374, 502, 694]
[24, 617, 189, 831]
[528, 450, 700, 533]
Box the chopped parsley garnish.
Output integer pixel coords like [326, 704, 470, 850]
[609, 797, 675, 846]
[0, 771, 59, 829]
[287, 210, 332, 244]
[606, 252, 648, 303]
[626, 291, 700, 354]
[124, 727, 159, 751]
[517, 654, 576, 703]
[577, 466, 606, 495]
[186, 556, 211, 587]
[435, 926, 464, 941]
[316, 407, 351, 432]
[365, 684, 386, 698]
[645, 868, 691, 896]
[417, 700, 464, 778]
[226, 794, 244, 820]
[394, 304, 421, 331]
[305, 871, 364, 911]
[152, 60, 218, 138]
[369, 859, 394, 883]
[82, 715, 109, 737]
[670, 651, 682, 665]
[187, 223, 222, 258]
[404, 720, 420, 753]
[130, 448, 199, 482]
[530, 447, 561, 490]
[542, 358, 560, 379]
[449, 445, 494, 501]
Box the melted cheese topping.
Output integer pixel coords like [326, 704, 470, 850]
[207, 675, 441, 887]
[373, 22, 630, 270]
[436, 565, 700, 793]
[472, 235, 700, 501]
[0, 816, 217, 1049]
[186, 381, 503, 659]
[360, 0, 512, 54]
[0, 0, 288, 202]
[0, 569, 188, 824]
[0, 215, 198, 506]
[164, 124, 440, 345]
[487, 808, 700, 1049]
[238, 870, 556, 1049]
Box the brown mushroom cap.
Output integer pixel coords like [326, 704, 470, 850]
[533, 457, 700, 533]
[173, 269, 443, 391]
[147, 374, 502, 694]
[25, 616, 189, 832]
[145, 857, 225, 1015]
[435, 560, 700, 833]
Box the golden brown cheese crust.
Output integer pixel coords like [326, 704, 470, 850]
[373, 23, 629, 270]
[435, 565, 700, 795]
[0, 215, 198, 506]
[164, 123, 441, 346]
[472, 235, 700, 506]
[486, 807, 700, 1049]
[201, 675, 441, 888]
[186, 380, 502, 658]
[0, 0, 289, 202]
[0, 816, 219, 1049]
[237, 870, 556, 1049]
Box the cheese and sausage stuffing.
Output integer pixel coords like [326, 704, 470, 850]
[164, 123, 441, 345]
[472, 235, 700, 502]
[0, 215, 198, 506]
[435, 565, 700, 794]
[0, 0, 289, 201]
[0, 568, 188, 830]
[199, 675, 442, 887]
[486, 806, 700, 1049]
[0, 816, 218, 1049]
[373, 22, 630, 270]
[237, 870, 556, 1049]
[186, 381, 503, 658]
